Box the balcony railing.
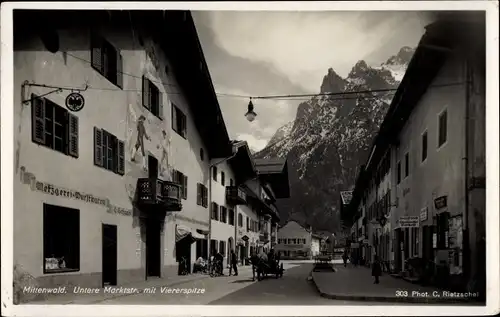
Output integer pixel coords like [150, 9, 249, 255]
[136, 178, 182, 211]
[225, 186, 247, 205]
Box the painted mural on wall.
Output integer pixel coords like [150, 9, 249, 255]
[124, 38, 173, 204]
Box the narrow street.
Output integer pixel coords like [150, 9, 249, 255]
[98, 261, 363, 305]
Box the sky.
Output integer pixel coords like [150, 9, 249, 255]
[192, 11, 433, 152]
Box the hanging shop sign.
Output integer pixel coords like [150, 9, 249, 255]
[434, 195, 448, 211]
[398, 216, 419, 228]
[420, 207, 428, 221]
[65, 92, 85, 112]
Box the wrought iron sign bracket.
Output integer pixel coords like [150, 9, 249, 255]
[21, 80, 89, 105]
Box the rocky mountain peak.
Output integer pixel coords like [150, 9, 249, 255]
[320, 68, 346, 93]
[255, 46, 415, 232]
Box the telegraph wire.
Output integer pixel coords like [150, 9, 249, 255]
[61, 51, 464, 101]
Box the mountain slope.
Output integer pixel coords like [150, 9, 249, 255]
[255, 47, 414, 232]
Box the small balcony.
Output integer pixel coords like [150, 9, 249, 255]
[226, 186, 247, 205]
[136, 178, 182, 211]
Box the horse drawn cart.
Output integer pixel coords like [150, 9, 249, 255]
[256, 259, 284, 281]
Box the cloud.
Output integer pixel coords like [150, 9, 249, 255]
[215, 84, 298, 146]
[204, 11, 430, 92]
[236, 133, 269, 153]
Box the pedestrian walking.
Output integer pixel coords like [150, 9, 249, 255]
[229, 249, 238, 276]
[372, 255, 382, 284]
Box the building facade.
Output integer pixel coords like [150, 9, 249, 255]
[13, 10, 234, 302]
[276, 221, 315, 259]
[209, 161, 237, 266]
[348, 14, 485, 293]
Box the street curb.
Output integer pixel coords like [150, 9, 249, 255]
[310, 273, 473, 304]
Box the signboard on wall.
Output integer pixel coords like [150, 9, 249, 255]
[420, 207, 428, 221]
[399, 216, 419, 228]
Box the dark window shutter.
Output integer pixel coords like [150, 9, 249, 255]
[91, 34, 103, 73]
[31, 95, 46, 144]
[197, 183, 202, 205]
[68, 113, 79, 158]
[142, 76, 150, 110]
[182, 114, 187, 137]
[116, 53, 123, 89]
[94, 127, 103, 167]
[203, 186, 208, 207]
[158, 91, 164, 120]
[183, 175, 188, 199]
[171, 104, 177, 132]
[219, 206, 223, 222]
[117, 140, 125, 175]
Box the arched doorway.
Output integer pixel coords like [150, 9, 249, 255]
[227, 237, 234, 266]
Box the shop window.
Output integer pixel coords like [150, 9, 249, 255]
[31, 95, 79, 158]
[43, 204, 80, 273]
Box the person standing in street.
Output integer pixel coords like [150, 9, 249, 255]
[229, 249, 238, 276]
[250, 250, 259, 281]
[342, 249, 348, 267]
[372, 255, 382, 284]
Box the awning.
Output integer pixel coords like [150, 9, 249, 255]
[176, 224, 206, 242]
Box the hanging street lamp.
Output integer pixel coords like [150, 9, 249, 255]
[245, 98, 257, 122]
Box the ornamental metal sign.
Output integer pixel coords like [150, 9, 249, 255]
[65, 92, 85, 112]
[434, 195, 448, 210]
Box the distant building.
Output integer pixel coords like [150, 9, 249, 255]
[276, 221, 319, 259]
[349, 13, 485, 293]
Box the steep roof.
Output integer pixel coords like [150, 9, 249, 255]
[253, 158, 290, 198]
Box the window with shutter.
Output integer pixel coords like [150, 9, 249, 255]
[171, 103, 187, 138]
[212, 167, 217, 181]
[31, 95, 81, 158]
[91, 34, 121, 88]
[94, 127, 124, 175]
[221, 172, 225, 186]
[211, 202, 219, 220]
